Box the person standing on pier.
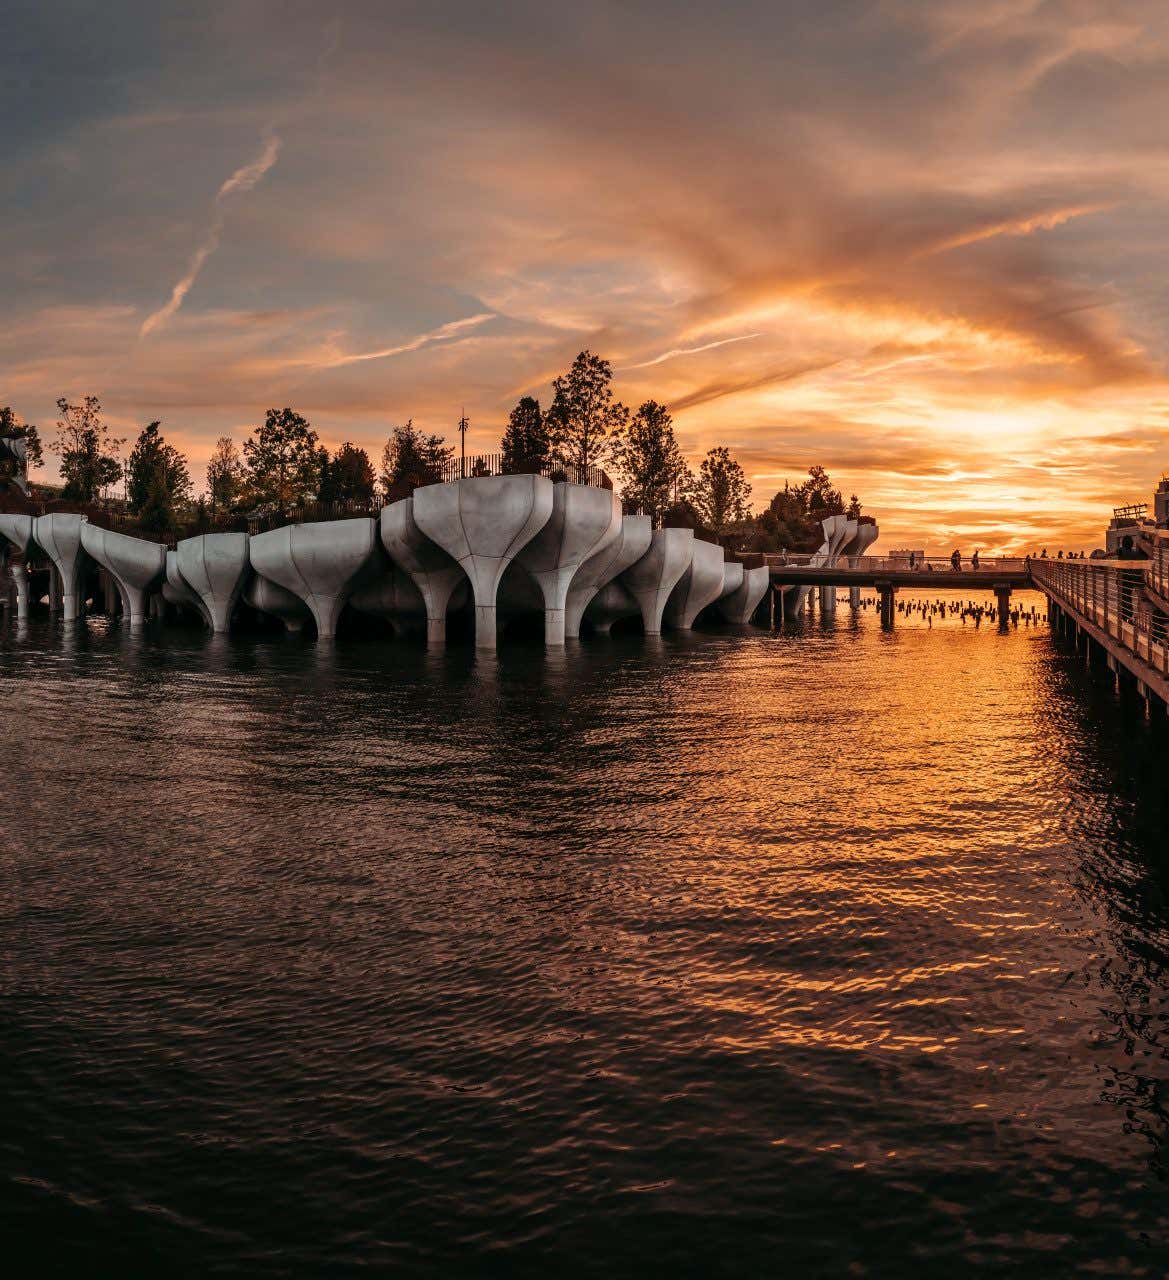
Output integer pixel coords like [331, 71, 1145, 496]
[1116, 534, 1148, 623]
[950, 549, 961, 571]
[972, 550, 980, 570]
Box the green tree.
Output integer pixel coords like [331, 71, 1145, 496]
[500, 396, 551, 474]
[546, 351, 628, 472]
[378, 421, 453, 494]
[126, 421, 192, 519]
[51, 396, 124, 502]
[693, 446, 752, 533]
[206, 437, 245, 512]
[846, 494, 862, 519]
[610, 400, 691, 527]
[243, 407, 320, 508]
[328, 442, 377, 502]
[0, 407, 43, 469]
[794, 464, 844, 517]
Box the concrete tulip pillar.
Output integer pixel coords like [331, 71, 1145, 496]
[513, 482, 622, 645]
[176, 532, 250, 633]
[718, 565, 771, 624]
[564, 514, 652, 640]
[379, 497, 469, 644]
[163, 550, 210, 625]
[249, 518, 381, 640]
[243, 573, 312, 633]
[664, 539, 728, 631]
[0, 515, 35, 621]
[620, 527, 695, 635]
[412, 475, 554, 649]
[585, 581, 641, 634]
[79, 525, 166, 627]
[33, 514, 88, 622]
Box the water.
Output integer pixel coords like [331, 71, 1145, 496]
[4, 593, 1169, 1277]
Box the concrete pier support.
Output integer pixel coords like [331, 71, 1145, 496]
[0, 515, 35, 622]
[718, 566, 770, 624]
[175, 533, 250, 633]
[250, 518, 381, 640]
[380, 497, 469, 644]
[244, 573, 313, 633]
[412, 475, 554, 650]
[620, 528, 695, 635]
[513, 482, 622, 645]
[162, 550, 210, 625]
[819, 584, 836, 617]
[564, 514, 653, 640]
[10, 561, 30, 620]
[878, 582, 896, 628]
[584, 581, 641, 634]
[665, 540, 728, 631]
[34, 514, 88, 621]
[80, 525, 166, 627]
[994, 584, 1012, 632]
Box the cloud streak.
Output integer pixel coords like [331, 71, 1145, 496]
[320, 313, 496, 366]
[140, 131, 281, 338]
[628, 333, 762, 369]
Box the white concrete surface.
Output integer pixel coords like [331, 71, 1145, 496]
[79, 525, 166, 627]
[33, 514, 88, 621]
[249, 518, 381, 639]
[380, 497, 470, 645]
[664, 538, 728, 631]
[512, 482, 622, 644]
[584, 581, 641, 634]
[244, 573, 313, 633]
[412, 475, 554, 649]
[718, 565, 771, 624]
[176, 532, 250, 633]
[620, 527, 695, 635]
[564, 514, 653, 640]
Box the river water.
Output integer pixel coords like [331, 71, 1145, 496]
[3, 591, 1169, 1277]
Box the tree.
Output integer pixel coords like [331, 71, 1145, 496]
[693, 447, 753, 533]
[206, 437, 245, 512]
[846, 494, 862, 519]
[794, 464, 844, 517]
[610, 400, 691, 527]
[242, 407, 320, 508]
[51, 396, 124, 502]
[328, 442, 376, 502]
[126, 421, 192, 520]
[0, 407, 43, 468]
[500, 396, 551, 474]
[378, 421, 453, 495]
[546, 351, 628, 472]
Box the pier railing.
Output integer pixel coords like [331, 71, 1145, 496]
[764, 553, 1028, 573]
[1031, 557, 1169, 678]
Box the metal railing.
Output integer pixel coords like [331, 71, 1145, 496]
[435, 453, 613, 490]
[1032, 557, 1169, 678]
[763, 553, 1028, 573]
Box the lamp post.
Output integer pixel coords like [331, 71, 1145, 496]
[459, 409, 469, 479]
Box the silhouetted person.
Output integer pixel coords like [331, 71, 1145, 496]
[950, 549, 961, 571]
[1116, 533, 1147, 623]
[971, 549, 980, 570]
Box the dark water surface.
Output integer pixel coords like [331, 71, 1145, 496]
[4, 593, 1169, 1277]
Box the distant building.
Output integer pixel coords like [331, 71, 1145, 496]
[0, 435, 29, 496]
[1105, 501, 1149, 554]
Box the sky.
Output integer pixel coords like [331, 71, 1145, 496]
[4, 0, 1169, 553]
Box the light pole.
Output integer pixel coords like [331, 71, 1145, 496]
[459, 409, 469, 479]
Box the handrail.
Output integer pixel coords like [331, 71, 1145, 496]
[763, 554, 1029, 573]
[1031, 557, 1169, 679]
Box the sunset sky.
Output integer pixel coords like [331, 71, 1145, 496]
[5, 0, 1169, 552]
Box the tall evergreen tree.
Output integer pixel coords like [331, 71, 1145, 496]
[378, 421, 453, 494]
[328, 442, 377, 502]
[610, 400, 690, 527]
[500, 396, 551, 474]
[0, 407, 43, 468]
[546, 351, 628, 472]
[126, 421, 192, 518]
